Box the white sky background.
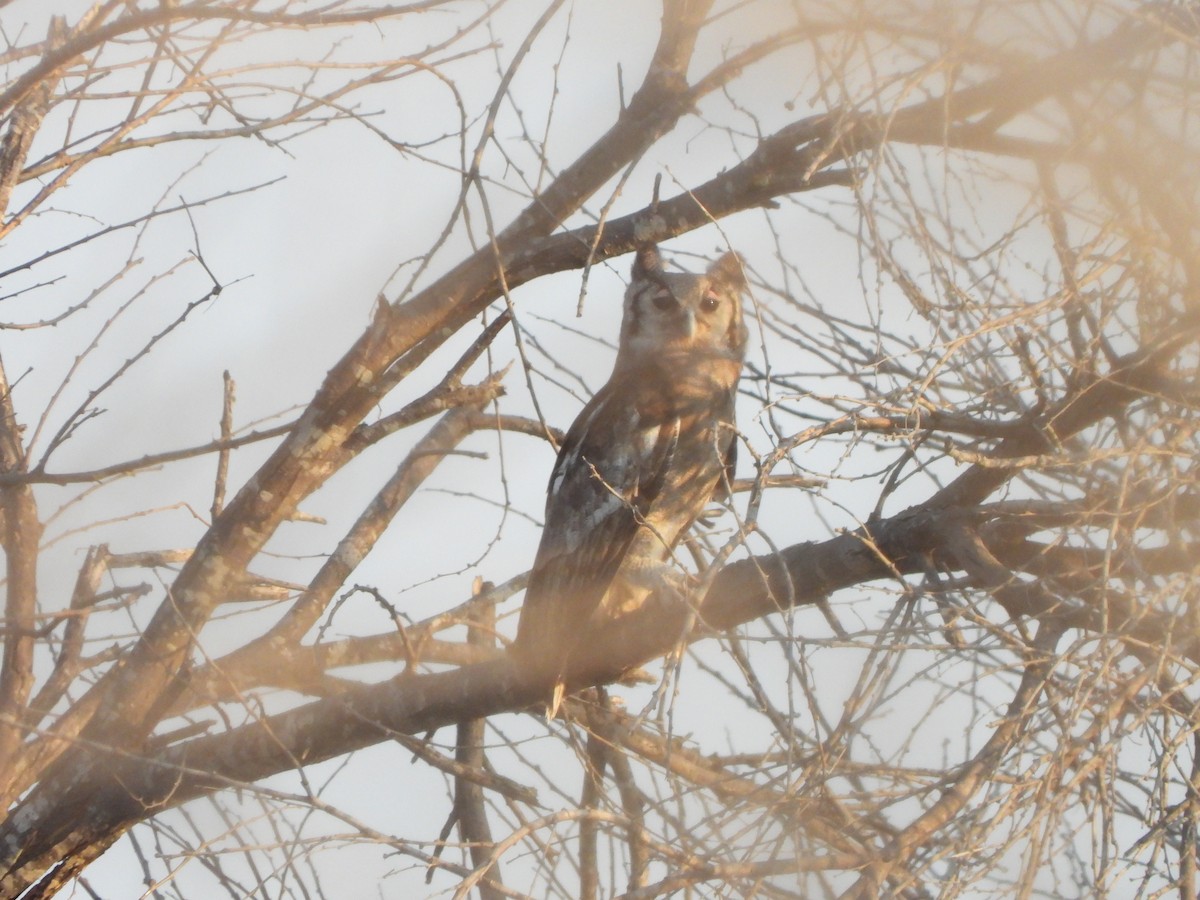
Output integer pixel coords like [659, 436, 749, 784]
[0, 0, 1167, 895]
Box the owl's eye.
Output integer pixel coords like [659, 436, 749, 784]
[700, 294, 721, 313]
[652, 293, 675, 311]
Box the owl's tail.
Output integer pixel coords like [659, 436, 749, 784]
[510, 619, 572, 718]
[547, 681, 567, 719]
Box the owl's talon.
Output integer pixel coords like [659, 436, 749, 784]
[660, 568, 694, 602]
[695, 503, 729, 529]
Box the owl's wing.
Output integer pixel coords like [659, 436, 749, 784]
[513, 371, 680, 664]
[716, 390, 737, 500]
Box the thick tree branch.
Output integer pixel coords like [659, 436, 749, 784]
[3, 450, 1188, 891]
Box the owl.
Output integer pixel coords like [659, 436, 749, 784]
[512, 244, 748, 714]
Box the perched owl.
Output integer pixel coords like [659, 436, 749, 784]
[512, 244, 748, 714]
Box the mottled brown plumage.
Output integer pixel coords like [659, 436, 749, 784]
[512, 245, 748, 713]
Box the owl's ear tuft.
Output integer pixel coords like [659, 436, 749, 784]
[707, 252, 746, 291]
[632, 245, 663, 279]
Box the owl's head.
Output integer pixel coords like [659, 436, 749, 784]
[617, 245, 748, 368]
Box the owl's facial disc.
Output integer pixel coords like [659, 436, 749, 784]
[620, 249, 746, 367]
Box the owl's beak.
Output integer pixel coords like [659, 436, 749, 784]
[680, 308, 697, 339]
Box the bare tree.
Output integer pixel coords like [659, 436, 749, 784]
[1, 0, 1198, 897]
